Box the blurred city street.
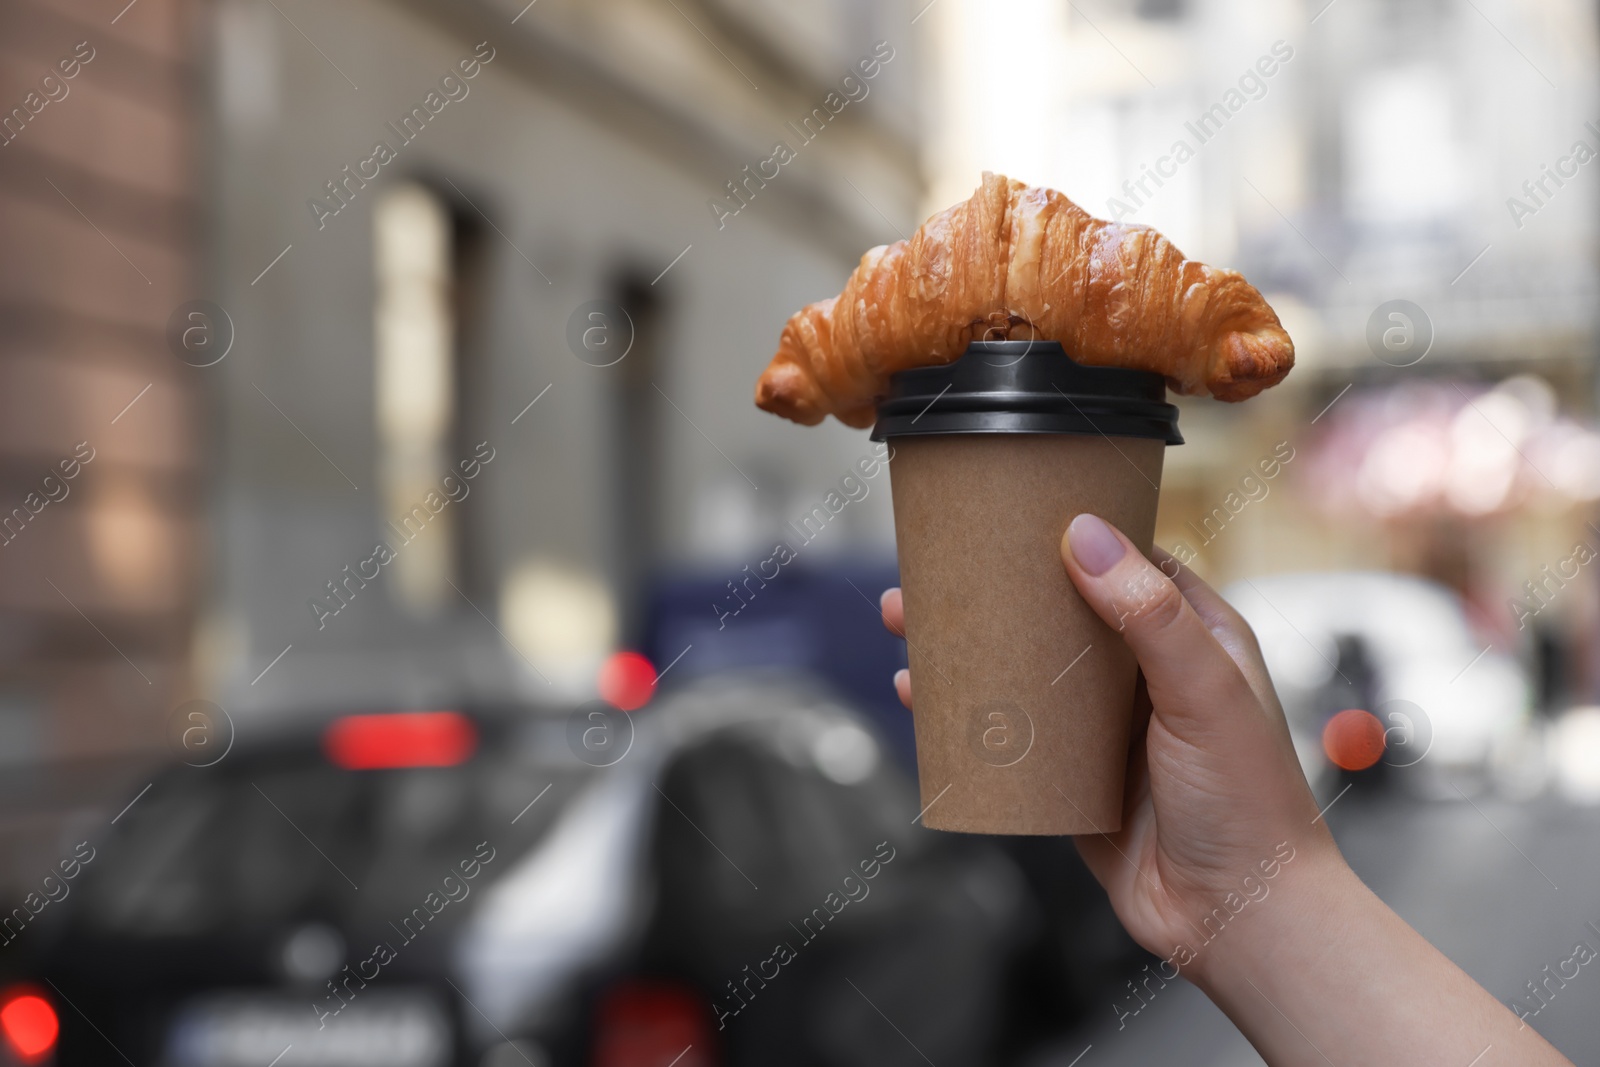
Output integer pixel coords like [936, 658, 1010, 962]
[1, 0, 1599, 1061]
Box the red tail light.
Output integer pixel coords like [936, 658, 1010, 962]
[599, 652, 657, 712]
[0, 988, 57, 1061]
[323, 711, 477, 770]
[592, 980, 715, 1067]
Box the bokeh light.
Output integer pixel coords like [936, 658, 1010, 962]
[0, 992, 58, 1060]
[1322, 708, 1386, 772]
[599, 652, 658, 711]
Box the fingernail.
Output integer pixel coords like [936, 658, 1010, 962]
[879, 588, 895, 610]
[893, 669, 909, 688]
[1067, 514, 1125, 576]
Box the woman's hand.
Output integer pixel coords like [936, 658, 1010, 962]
[882, 513, 1574, 1064]
[883, 512, 1340, 966]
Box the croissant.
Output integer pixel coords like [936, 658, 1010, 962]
[755, 172, 1294, 428]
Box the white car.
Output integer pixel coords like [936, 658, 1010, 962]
[1220, 572, 1530, 795]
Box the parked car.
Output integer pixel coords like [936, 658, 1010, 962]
[643, 563, 916, 770]
[7, 672, 1130, 1067]
[1221, 572, 1531, 795]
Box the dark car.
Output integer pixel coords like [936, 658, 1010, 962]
[11, 674, 1117, 1067]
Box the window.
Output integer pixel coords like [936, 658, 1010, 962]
[373, 183, 457, 616]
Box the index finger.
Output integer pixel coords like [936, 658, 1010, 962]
[880, 587, 905, 637]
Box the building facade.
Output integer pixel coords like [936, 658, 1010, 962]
[206, 0, 926, 714]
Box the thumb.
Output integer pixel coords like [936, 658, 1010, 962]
[1060, 514, 1256, 737]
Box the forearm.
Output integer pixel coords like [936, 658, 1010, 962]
[1188, 848, 1571, 1067]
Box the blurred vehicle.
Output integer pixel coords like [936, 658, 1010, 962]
[642, 565, 1145, 1044]
[1222, 572, 1531, 795]
[643, 563, 914, 770]
[7, 674, 1129, 1067]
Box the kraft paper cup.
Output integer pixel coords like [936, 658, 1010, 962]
[871, 341, 1182, 835]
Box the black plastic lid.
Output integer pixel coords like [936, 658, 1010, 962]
[870, 340, 1183, 444]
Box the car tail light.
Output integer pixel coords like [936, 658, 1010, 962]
[598, 652, 657, 711]
[592, 980, 715, 1067]
[0, 988, 57, 1061]
[323, 711, 477, 770]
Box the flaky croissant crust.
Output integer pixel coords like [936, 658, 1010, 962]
[756, 172, 1294, 428]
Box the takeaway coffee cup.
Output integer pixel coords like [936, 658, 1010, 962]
[872, 340, 1182, 835]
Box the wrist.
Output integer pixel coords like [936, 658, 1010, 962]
[1166, 835, 1570, 1065]
[1179, 835, 1362, 995]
